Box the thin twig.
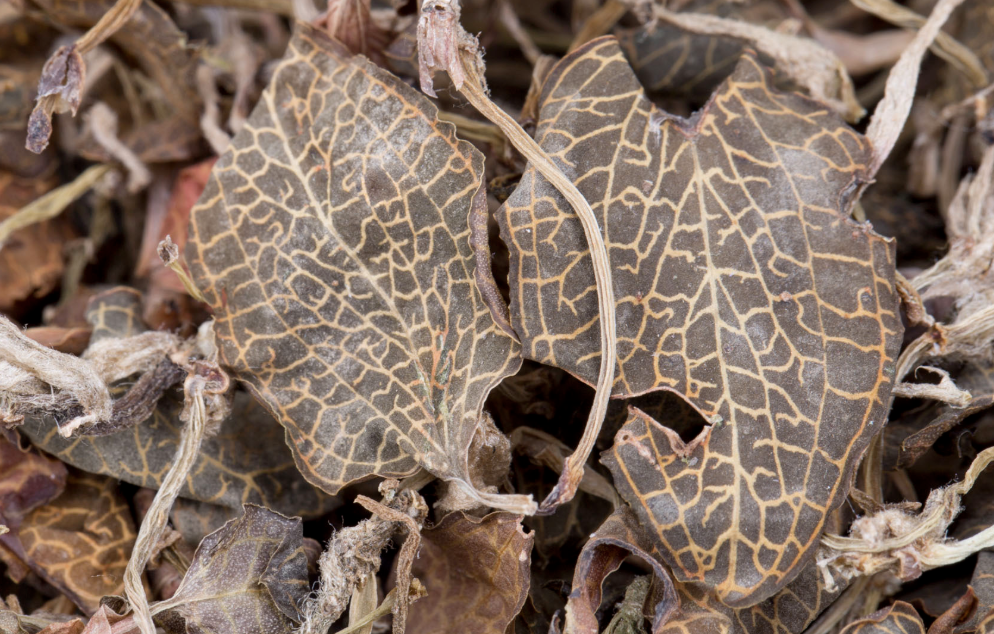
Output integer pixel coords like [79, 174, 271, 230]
[124, 373, 208, 634]
[417, 0, 615, 512]
[0, 165, 111, 248]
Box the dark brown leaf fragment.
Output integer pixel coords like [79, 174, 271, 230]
[151, 504, 308, 634]
[407, 511, 534, 634]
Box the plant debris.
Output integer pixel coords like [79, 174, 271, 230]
[2, 0, 994, 632]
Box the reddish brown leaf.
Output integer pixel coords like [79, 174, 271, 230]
[0, 171, 72, 315]
[186, 22, 525, 509]
[929, 588, 978, 634]
[10, 471, 136, 614]
[496, 36, 901, 604]
[407, 511, 534, 634]
[23, 326, 92, 355]
[0, 433, 67, 532]
[566, 507, 678, 634]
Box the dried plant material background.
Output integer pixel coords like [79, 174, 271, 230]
[1, 0, 994, 632]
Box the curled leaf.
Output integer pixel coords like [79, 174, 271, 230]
[565, 507, 677, 634]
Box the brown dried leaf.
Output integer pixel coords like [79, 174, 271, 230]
[407, 511, 534, 634]
[840, 602, 926, 634]
[8, 471, 136, 614]
[498, 36, 902, 605]
[150, 505, 307, 634]
[23, 327, 92, 355]
[186, 22, 527, 511]
[0, 433, 67, 532]
[928, 587, 978, 634]
[565, 507, 678, 634]
[0, 171, 71, 314]
[78, 604, 131, 634]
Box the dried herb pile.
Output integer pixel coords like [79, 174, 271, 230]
[1, 0, 994, 632]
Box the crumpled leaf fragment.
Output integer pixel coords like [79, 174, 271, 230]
[564, 507, 677, 634]
[186, 21, 527, 511]
[18, 289, 337, 518]
[2, 470, 136, 615]
[407, 511, 534, 634]
[839, 602, 925, 634]
[499, 35, 901, 605]
[26, 45, 84, 154]
[150, 504, 308, 634]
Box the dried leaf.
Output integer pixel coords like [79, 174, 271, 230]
[498, 36, 901, 605]
[564, 507, 677, 634]
[23, 327, 92, 355]
[885, 360, 994, 471]
[928, 587, 977, 634]
[186, 22, 527, 510]
[26, 45, 84, 154]
[0, 171, 71, 314]
[18, 290, 336, 518]
[657, 561, 843, 634]
[30, 0, 201, 126]
[839, 602, 926, 634]
[150, 505, 307, 634]
[649, 6, 863, 121]
[0, 433, 67, 533]
[407, 511, 534, 634]
[6, 471, 136, 614]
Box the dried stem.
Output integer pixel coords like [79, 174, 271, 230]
[296, 485, 427, 634]
[125, 372, 209, 634]
[849, 0, 987, 88]
[818, 446, 994, 588]
[418, 0, 618, 512]
[863, 0, 968, 179]
[0, 165, 111, 248]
